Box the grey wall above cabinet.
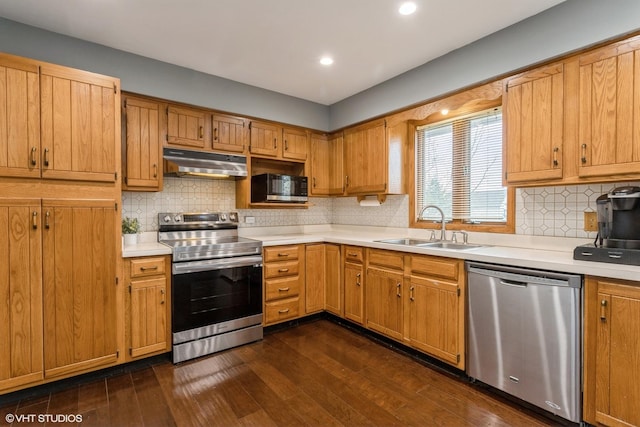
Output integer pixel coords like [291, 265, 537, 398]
[2, 0, 640, 131]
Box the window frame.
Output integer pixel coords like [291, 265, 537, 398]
[408, 98, 515, 233]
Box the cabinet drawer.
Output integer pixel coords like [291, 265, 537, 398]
[265, 298, 299, 324]
[265, 276, 301, 301]
[344, 246, 364, 263]
[130, 257, 167, 278]
[410, 255, 459, 280]
[264, 245, 300, 262]
[368, 249, 404, 270]
[264, 260, 299, 279]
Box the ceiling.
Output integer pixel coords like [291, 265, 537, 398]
[0, 0, 565, 105]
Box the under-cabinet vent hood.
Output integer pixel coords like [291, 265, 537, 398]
[163, 148, 247, 179]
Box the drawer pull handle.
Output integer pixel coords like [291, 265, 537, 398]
[32, 211, 38, 229]
[30, 146, 37, 166]
[348, 252, 358, 257]
[278, 287, 290, 292]
[199, 126, 204, 138]
[277, 253, 289, 257]
[140, 266, 159, 271]
[278, 268, 289, 273]
[278, 308, 290, 314]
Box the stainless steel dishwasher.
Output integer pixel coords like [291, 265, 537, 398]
[466, 262, 582, 423]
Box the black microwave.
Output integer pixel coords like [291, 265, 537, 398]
[251, 173, 308, 203]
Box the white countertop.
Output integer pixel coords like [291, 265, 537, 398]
[122, 226, 640, 282]
[246, 225, 640, 282]
[122, 232, 171, 258]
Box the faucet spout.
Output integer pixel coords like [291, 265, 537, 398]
[418, 205, 446, 240]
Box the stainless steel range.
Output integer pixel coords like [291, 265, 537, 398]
[158, 212, 263, 363]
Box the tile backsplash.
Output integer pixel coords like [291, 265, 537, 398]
[122, 177, 639, 238]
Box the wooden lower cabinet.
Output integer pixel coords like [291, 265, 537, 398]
[343, 246, 365, 324]
[42, 199, 119, 379]
[324, 244, 342, 315]
[305, 244, 325, 314]
[263, 245, 304, 325]
[124, 256, 170, 360]
[584, 276, 640, 427]
[0, 199, 44, 392]
[407, 255, 465, 369]
[365, 249, 404, 341]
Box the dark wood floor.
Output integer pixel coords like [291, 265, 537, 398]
[0, 319, 567, 427]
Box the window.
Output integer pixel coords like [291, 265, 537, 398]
[415, 107, 509, 227]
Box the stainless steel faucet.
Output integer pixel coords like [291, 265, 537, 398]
[418, 205, 446, 240]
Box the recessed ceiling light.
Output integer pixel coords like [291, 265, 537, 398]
[441, 109, 449, 115]
[320, 56, 334, 66]
[399, 2, 417, 15]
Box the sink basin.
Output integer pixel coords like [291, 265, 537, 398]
[376, 238, 484, 251]
[418, 241, 483, 250]
[376, 238, 435, 246]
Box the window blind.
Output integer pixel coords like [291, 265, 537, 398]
[416, 107, 506, 223]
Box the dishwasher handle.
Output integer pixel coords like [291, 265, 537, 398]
[499, 279, 527, 288]
[466, 262, 582, 288]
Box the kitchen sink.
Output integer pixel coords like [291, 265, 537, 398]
[419, 241, 483, 250]
[375, 238, 484, 251]
[375, 238, 435, 245]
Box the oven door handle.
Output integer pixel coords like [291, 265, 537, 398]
[172, 255, 263, 275]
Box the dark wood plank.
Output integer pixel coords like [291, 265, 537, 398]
[76, 379, 108, 414]
[131, 367, 176, 427]
[106, 373, 144, 427]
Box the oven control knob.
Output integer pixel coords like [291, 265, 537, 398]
[220, 214, 227, 221]
[174, 215, 182, 223]
[163, 215, 171, 223]
[229, 212, 238, 222]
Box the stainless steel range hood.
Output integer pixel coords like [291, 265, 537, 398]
[163, 148, 247, 179]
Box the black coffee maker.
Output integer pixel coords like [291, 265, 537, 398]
[596, 186, 640, 249]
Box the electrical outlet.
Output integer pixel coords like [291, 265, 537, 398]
[584, 211, 598, 232]
[244, 216, 255, 224]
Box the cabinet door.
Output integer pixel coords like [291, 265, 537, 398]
[344, 261, 364, 324]
[129, 277, 167, 359]
[578, 37, 640, 177]
[0, 55, 41, 179]
[324, 244, 342, 316]
[249, 121, 280, 157]
[592, 280, 640, 427]
[0, 199, 43, 391]
[365, 266, 403, 340]
[408, 275, 461, 367]
[305, 244, 325, 314]
[166, 105, 208, 149]
[344, 119, 387, 194]
[40, 65, 118, 182]
[212, 114, 247, 153]
[310, 133, 344, 196]
[42, 199, 118, 378]
[505, 63, 563, 183]
[282, 127, 308, 161]
[123, 96, 161, 191]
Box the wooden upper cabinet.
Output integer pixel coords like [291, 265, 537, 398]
[504, 62, 564, 183]
[578, 35, 640, 178]
[282, 126, 308, 161]
[249, 121, 309, 161]
[40, 64, 119, 183]
[123, 96, 162, 191]
[0, 54, 41, 179]
[310, 132, 344, 196]
[166, 105, 208, 150]
[249, 120, 280, 157]
[0, 198, 44, 392]
[42, 199, 118, 379]
[344, 119, 386, 194]
[212, 113, 247, 153]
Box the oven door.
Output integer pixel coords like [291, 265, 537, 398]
[172, 255, 263, 336]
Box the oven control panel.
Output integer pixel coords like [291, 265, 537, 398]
[158, 212, 239, 226]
